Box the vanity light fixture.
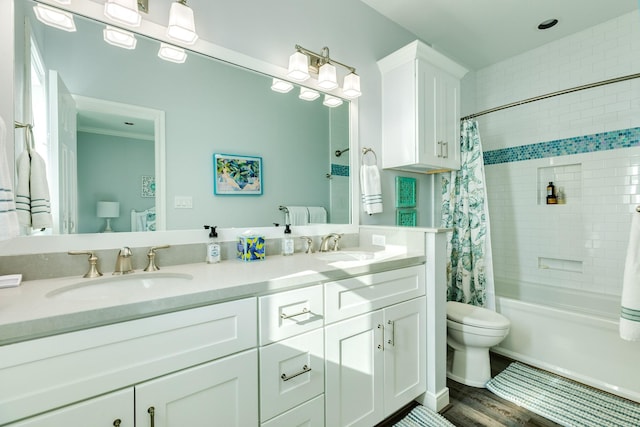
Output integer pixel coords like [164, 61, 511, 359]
[323, 94, 343, 108]
[271, 78, 294, 93]
[158, 42, 187, 63]
[166, 0, 198, 45]
[33, 4, 76, 32]
[288, 45, 362, 99]
[103, 26, 137, 49]
[299, 87, 320, 101]
[104, 0, 142, 27]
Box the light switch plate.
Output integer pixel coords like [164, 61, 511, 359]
[174, 196, 193, 209]
[372, 234, 386, 247]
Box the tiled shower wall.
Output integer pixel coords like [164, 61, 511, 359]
[469, 11, 640, 298]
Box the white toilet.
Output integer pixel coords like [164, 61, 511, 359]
[446, 301, 511, 388]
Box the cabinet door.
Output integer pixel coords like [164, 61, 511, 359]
[261, 395, 324, 427]
[135, 350, 258, 427]
[8, 388, 133, 427]
[325, 311, 384, 427]
[383, 297, 427, 416]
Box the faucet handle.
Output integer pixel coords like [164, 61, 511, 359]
[68, 250, 103, 278]
[144, 245, 170, 272]
[300, 236, 314, 254]
[332, 234, 343, 251]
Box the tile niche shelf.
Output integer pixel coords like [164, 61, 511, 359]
[537, 163, 582, 205]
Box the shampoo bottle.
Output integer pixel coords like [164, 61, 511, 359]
[282, 224, 294, 256]
[204, 225, 221, 263]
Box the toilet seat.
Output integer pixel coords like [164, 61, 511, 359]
[446, 301, 510, 329]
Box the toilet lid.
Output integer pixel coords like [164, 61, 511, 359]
[446, 301, 510, 329]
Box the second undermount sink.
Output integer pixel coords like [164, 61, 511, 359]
[46, 272, 194, 301]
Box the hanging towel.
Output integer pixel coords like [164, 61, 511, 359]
[0, 116, 19, 240]
[15, 149, 52, 230]
[360, 164, 383, 215]
[284, 206, 309, 226]
[131, 207, 156, 232]
[307, 206, 327, 224]
[620, 211, 640, 341]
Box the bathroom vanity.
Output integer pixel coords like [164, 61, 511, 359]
[0, 229, 449, 427]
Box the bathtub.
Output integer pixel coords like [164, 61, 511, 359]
[493, 280, 640, 403]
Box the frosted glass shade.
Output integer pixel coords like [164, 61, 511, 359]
[323, 94, 343, 108]
[271, 78, 294, 93]
[33, 4, 76, 32]
[167, 1, 198, 45]
[104, 0, 141, 27]
[342, 73, 362, 98]
[97, 201, 120, 218]
[299, 87, 320, 101]
[158, 43, 187, 63]
[287, 51, 310, 82]
[103, 26, 137, 50]
[317, 62, 338, 90]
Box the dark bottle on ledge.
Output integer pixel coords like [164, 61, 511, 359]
[546, 181, 557, 204]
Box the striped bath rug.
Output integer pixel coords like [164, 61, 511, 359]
[394, 404, 455, 427]
[486, 362, 640, 427]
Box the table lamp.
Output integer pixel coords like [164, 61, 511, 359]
[97, 201, 120, 232]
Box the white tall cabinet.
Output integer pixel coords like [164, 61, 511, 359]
[378, 40, 468, 173]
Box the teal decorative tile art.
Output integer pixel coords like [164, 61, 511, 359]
[396, 209, 417, 227]
[395, 176, 416, 208]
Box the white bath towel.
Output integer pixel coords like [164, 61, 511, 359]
[284, 206, 309, 226]
[15, 150, 52, 230]
[360, 164, 383, 215]
[307, 206, 327, 224]
[620, 212, 640, 341]
[0, 116, 19, 241]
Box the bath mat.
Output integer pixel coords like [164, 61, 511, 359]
[393, 404, 455, 427]
[486, 362, 640, 427]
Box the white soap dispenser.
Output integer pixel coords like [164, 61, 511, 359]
[282, 224, 294, 256]
[204, 225, 221, 264]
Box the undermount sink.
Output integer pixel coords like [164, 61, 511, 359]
[46, 272, 194, 301]
[316, 251, 376, 262]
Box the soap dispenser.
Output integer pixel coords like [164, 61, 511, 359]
[204, 225, 221, 263]
[282, 224, 294, 256]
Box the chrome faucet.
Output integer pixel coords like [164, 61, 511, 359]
[300, 236, 314, 254]
[144, 245, 170, 272]
[113, 247, 134, 275]
[319, 233, 342, 252]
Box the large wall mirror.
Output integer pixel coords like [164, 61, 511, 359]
[13, 0, 353, 241]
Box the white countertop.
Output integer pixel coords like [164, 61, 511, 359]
[0, 247, 424, 346]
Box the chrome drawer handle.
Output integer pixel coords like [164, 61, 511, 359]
[281, 365, 311, 381]
[113, 420, 121, 427]
[280, 307, 309, 320]
[148, 407, 155, 427]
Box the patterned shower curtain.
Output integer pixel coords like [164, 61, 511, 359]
[441, 119, 495, 308]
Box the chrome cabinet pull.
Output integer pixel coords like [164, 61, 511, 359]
[387, 320, 395, 346]
[281, 364, 311, 381]
[443, 141, 449, 158]
[113, 420, 121, 427]
[280, 307, 309, 320]
[147, 407, 155, 427]
[377, 323, 384, 350]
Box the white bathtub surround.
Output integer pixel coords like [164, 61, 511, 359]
[442, 119, 495, 309]
[620, 211, 640, 341]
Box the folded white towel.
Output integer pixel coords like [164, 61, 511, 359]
[0, 116, 19, 241]
[360, 164, 383, 215]
[285, 206, 309, 226]
[28, 151, 52, 230]
[620, 212, 640, 341]
[307, 206, 327, 224]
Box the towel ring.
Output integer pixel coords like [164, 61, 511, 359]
[362, 147, 378, 166]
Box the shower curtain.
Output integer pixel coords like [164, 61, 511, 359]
[441, 119, 496, 309]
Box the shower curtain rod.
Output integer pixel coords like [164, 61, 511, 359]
[461, 71, 640, 121]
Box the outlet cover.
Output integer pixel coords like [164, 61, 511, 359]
[372, 234, 386, 247]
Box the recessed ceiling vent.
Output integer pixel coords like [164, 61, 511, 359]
[538, 18, 559, 30]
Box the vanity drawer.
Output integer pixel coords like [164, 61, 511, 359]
[324, 265, 425, 324]
[259, 328, 324, 421]
[259, 285, 323, 345]
[261, 394, 324, 427]
[0, 297, 257, 426]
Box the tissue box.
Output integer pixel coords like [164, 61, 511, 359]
[237, 235, 266, 261]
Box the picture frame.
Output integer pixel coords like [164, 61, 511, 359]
[141, 175, 155, 198]
[396, 209, 417, 227]
[395, 176, 416, 208]
[214, 153, 263, 195]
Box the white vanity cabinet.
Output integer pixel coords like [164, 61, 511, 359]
[378, 40, 468, 173]
[324, 266, 426, 427]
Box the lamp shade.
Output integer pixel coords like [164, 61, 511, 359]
[103, 26, 137, 50]
[33, 4, 76, 32]
[323, 94, 343, 108]
[167, 1, 198, 45]
[287, 51, 310, 82]
[271, 78, 294, 93]
[342, 73, 362, 98]
[97, 201, 120, 218]
[104, 0, 141, 27]
[158, 43, 187, 63]
[299, 87, 320, 101]
[317, 62, 338, 90]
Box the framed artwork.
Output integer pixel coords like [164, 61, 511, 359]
[396, 209, 417, 227]
[141, 175, 155, 198]
[214, 153, 263, 195]
[395, 176, 416, 208]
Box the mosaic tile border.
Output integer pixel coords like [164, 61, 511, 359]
[331, 163, 350, 177]
[484, 127, 640, 165]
